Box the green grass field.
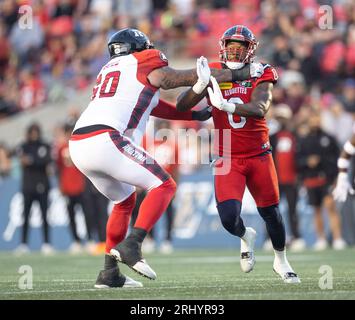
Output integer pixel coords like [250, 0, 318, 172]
[0, 249, 355, 300]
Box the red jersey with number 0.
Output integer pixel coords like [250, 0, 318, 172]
[209, 62, 278, 158]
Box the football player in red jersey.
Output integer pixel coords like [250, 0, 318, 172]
[177, 25, 300, 283]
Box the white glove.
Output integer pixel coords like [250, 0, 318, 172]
[192, 56, 211, 94]
[207, 76, 236, 113]
[250, 62, 264, 78]
[332, 172, 355, 202]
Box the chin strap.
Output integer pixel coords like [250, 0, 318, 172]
[225, 61, 245, 70]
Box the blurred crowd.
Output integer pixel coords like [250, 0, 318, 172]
[0, 0, 354, 119]
[0, 0, 355, 252]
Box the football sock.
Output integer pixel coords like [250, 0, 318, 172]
[241, 228, 255, 252]
[134, 177, 176, 232]
[126, 227, 147, 243]
[216, 199, 246, 237]
[105, 192, 136, 253]
[104, 253, 117, 270]
[258, 204, 285, 251]
[274, 248, 287, 264]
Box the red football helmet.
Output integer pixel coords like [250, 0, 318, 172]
[219, 25, 258, 65]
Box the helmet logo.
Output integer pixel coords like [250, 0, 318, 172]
[132, 30, 145, 38]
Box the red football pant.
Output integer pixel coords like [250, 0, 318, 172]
[134, 177, 177, 232]
[105, 177, 176, 253]
[214, 153, 279, 207]
[105, 192, 136, 253]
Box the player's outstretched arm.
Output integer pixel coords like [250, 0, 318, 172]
[176, 56, 210, 111]
[147, 60, 254, 91]
[151, 99, 211, 121]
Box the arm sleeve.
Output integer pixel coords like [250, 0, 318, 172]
[151, 99, 193, 120]
[254, 65, 278, 86]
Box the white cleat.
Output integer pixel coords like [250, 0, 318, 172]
[14, 244, 30, 256]
[41, 243, 55, 256]
[159, 241, 173, 255]
[333, 238, 347, 250]
[110, 248, 157, 280]
[289, 238, 306, 252]
[68, 242, 83, 255]
[240, 227, 257, 273]
[94, 276, 143, 289]
[313, 238, 328, 251]
[94, 267, 143, 289]
[122, 275, 143, 288]
[273, 259, 301, 284]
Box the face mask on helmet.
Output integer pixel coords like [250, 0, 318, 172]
[110, 43, 131, 56]
[219, 37, 257, 69]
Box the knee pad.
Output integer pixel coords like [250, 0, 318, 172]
[216, 199, 245, 237]
[258, 204, 283, 223]
[258, 204, 285, 251]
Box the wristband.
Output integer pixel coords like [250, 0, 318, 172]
[344, 141, 355, 155]
[338, 158, 350, 170]
[192, 80, 208, 94]
[223, 101, 236, 113]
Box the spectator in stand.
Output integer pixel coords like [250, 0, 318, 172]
[269, 104, 305, 251]
[338, 79, 355, 114]
[9, 11, 45, 66]
[296, 110, 346, 250]
[321, 95, 354, 146]
[0, 21, 10, 79]
[15, 123, 54, 255]
[272, 34, 294, 69]
[0, 0, 353, 124]
[18, 68, 45, 111]
[279, 70, 306, 115]
[0, 0, 19, 34]
[56, 123, 94, 254]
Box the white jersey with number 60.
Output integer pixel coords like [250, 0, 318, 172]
[74, 49, 168, 145]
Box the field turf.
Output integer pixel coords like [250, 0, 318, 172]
[0, 249, 354, 300]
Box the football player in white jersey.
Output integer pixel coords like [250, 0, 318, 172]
[333, 128, 355, 203]
[69, 28, 265, 288]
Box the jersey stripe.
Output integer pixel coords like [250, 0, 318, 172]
[124, 87, 155, 132]
[109, 131, 170, 183]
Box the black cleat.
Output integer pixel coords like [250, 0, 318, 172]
[94, 267, 143, 288]
[110, 238, 157, 280]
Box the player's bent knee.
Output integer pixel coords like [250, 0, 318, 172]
[216, 199, 244, 237]
[115, 192, 137, 212]
[153, 177, 177, 196]
[258, 204, 282, 222]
